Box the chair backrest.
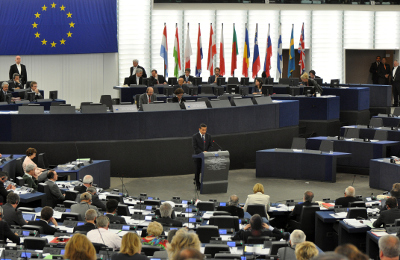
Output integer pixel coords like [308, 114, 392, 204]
[394, 219, 400, 226]
[270, 241, 289, 255]
[24, 237, 48, 250]
[213, 211, 231, 216]
[65, 190, 79, 201]
[204, 244, 230, 258]
[100, 95, 113, 110]
[346, 207, 368, 219]
[74, 230, 88, 235]
[348, 201, 366, 208]
[299, 206, 320, 241]
[63, 200, 78, 209]
[369, 117, 383, 128]
[246, 204, 267, 218]
[197, 201, 215, 211]
[144, 199, 161, 206]
[38, 183, 52, 207]
[202, 85, 214, 94]
[37, 153, 49, 169]
[247, 236, 272, 244]
[394, 107, 400, 116]
[209, 216, 239, 231]
[15, 157, 25, 177]
[22, 225, 44, 235]
[196, 225, 220, 243]
[80, 102, 93, 110]
[227, 77, 239, 84]
[319, 140, 334, 153]
[374, 131, 388, 141]
[16, 176, 24, 186]
[214, 253, 242, 260]
[291, 137, 306, 149]
[141, 245, 162, 256]
[344, 128, 360, 138]
[61, 212, 81, 222]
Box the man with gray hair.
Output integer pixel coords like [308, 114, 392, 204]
[392, 60, 400, 107]
[130, 68, 144, 85]
[74, 175, 95, 194]
[87, 215, 121, 250]
[23, 164, 38, 191]
[335, 186, 362, 208]
[73, 209, 98, 233]
[0, 206, 20, 244]
[290, 191, 317, 222]
[379, 235, 400, 260]
[130, 59, 147, 78]
[218, 195, 244, 218]
[155, 202, 182, 227]
[278, 229, 306, 260]
[70, 192, 101, 221]
[0, 82, 11, 103]
[2, 193, 27, 226]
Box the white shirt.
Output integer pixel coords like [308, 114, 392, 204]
[16, 63, 21, 74]
[87, 228, 121, 251]
[199, 131, 205, 140]
[393, 66, 398, 78]
[132, 66, 137, 76]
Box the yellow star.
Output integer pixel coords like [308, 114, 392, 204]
[60, 39, 66, 45]
[41, 39, 47, 45]
[69, 22, 75, 28]
[51, 41, 57, 47]
[60, 5, 66, 11]
[35, 32, 40, 38]
[42, 5, 47, 11]
[67, 31, 73, 37]
[67, 12, 72, 18]
[34, 12, 41, 18]
[32, 22, 38, 28]
[51, 2, 56, 8]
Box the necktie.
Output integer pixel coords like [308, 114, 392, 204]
[148, 96, 151, 103]
[186, 77, 188, 82]
[384, 64, 386, 70]
[202, 135, 205, 150]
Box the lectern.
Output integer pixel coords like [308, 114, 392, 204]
[192, 151, 230, 194]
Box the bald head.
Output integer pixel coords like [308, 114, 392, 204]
[15, 56, 21, 64]
[345, 186, 355, 197]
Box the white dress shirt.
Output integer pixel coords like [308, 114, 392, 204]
[132, 67, 137, 76]
[393, 66, 398, 79]
[87, 228, 121, 251]
[16, 64, 21, 74]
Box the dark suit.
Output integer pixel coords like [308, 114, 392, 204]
[27, 220, 57, 235]
[23, 174, 38, 191]
[232, 228, 285, 243]
[74, 185, 87, 194]
[92, 195, 106, 211]
[379, 63, 391, 85]
[392, 66, 400, 106]
[180, 75, 195, 83]
[105, 213, 127, 224]
[208, 75, 222, 84]
[334, 196, 362, 208]
[73, 222, 97, 233]
[149, 75, 166, 85]
[305, 79, 323, 94]
[370, 62, 381, 84]
[192, 132, 213, 187]
[172, 96, 186, 109]
[8, 81, 23, 91]
[129, 75, 145, 85]
[289, 201, 318, 222]
[0, 90, 11, 103]
[0, 220, 20, 244]
[217, 205, 244, 218]
[138, 93, 157, 111]
[2, 203, 26, 227]
[0, 184, 10, 205]
[155, 217, 183, 227]
[45, 180, 65, 207]
[9, 64, 27, 86]
[130, 66, 147, 78]
[373, 208, 400, 228]
[24, 89, 43, 100]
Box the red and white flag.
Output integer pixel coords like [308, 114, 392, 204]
[219, 24, 225, 76]
[207, 23, 217, 75]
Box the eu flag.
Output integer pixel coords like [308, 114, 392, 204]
[0, 0, 117, 55]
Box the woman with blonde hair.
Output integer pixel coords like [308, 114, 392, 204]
[64, 233, 96, 260]
[243, 183, 270, 219]
[300, 72, 323, 95]
[112, 232, 147, 260]
[167, 228, 201, 260]
[295, 241, 319, 260]
[141, 221, 168, 249]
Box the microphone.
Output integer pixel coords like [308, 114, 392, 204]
[213, 140, 223, 151]
[351, 175, 356, 186]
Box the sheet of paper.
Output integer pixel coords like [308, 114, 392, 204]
[220, 235, 232, 241]
[329, 212, 348, 218]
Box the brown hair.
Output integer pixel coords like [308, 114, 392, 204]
[120, 232, 142, 256]
[26, 148, 37, 156]
[64, 233, 96, 260]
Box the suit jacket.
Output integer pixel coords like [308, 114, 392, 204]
[106, 213, 127, 224]
[0, 90, 11, 102]
[0, 183, 9, 205]
[24, 89, 43, 100]
[289, 201, 318, 222]
[306, 79, 323, 94]
[130, 65, 147, 78]
[172, 96, 186, 109]
[44, 180, 65, 206]
[138, 93, 157, 111]
[379, 63, 391, 84]
[129, 75, 145, 85]
[9, 64, 27, 85]
[232, 228, 284, 243]
[8, 81, 23, 91]
[370, 62, 381, 84]
[179, 75, 195, 83]
[155, 217, 183, 227]
[243, 192, 270, 219]
[334, 196, 361, 208]
[2, 203, 26, 226]
[392, 67, 400, 84]
[71, 202, 100, 221]
[74, 185, 87, 194]
[373, 208, 400, 228]
[218, 205, 244, 218]
[0, 220, 20, 244]
[27, 219, 57, 235]
[192, 132, 213, 154]
[92, 195, 106, 211]
[278, 246, 296, 260]
[208, 75, 222, 84]
[23, 174, 38, 191]
[73, 222, 97, 233]
[149, 75, 166, 85]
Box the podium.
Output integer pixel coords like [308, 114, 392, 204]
[192, 151, 230, 194]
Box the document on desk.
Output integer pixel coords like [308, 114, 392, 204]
[202, 211, 214, 219]
[343, 218, 372, 228]
[183, 223, 197, 229]
[329, 212, 348, 218]
[220, 235, 232, 241]
[57, 226, 74, 233]
[245, 245, 270, 255]
[372, 231, 389, 237]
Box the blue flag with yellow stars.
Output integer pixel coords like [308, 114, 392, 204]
[0, 0, 117, 55]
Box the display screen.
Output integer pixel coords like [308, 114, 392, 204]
[219, 229, 227, 235]
[189, 218, 196, 223]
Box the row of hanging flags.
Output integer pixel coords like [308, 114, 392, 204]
[160, 23, 306, 79]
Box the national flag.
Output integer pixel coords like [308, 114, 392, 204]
[242, 25, 250, 77]
[276, 24, 283, 80]
[195, 24, 203, 77]
[252, 24, 260, 79]
[207, 24, 217, 75]
[298, 22, 305, 74]
[173, 24, 181, 78]
[264, 24, 272, 78]
[288, 24, 295, 78]
[160, 24, 168, 78]
[184, 23, 192, 70]
[231, 24, 239, 76]
[220, 24, 225, 77]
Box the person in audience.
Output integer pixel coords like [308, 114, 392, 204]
[0, 207, 20, 244]
[335, 244, 365, 260]
[295, 241, 319, 260]
[71, 192, 101, 221]
[278, 229, 306, 260]
[155, 202, 182, 227]
[379, 57, 391, 85]
[0, 171, 15, 205]
[373, 197, 400, 228]
[175, 248, 204, 260]
[25, 81, 43, 100]
[138, 87, 157, 111]
[192, 123, 213, 190]
[141, 221, 168, 249]
[8, 73, 22, 91]
[130, 59, 147, 78]
[172, 88, 186, 109]
[378, 235, 400, 260]
[252, 78, 263, 94]
[300, 72, 323, 94]
[208, 67, 221, 84]
[9, 56, 27, 86]
[0, 82, 11, 102]
[86, 187, 106, 211]
[309, 70, 320, 79]
[290, 191, 317, 222]
[232, 214, 286, 243]
[27, 206, 58, 235]
[390, 183, 400, 208]
[23, 164, 39, 191]
[73, 209, 98, 233]
[243, 183, 270, 219]
[149, 69, 167, 85]
[87, 215, 121, 250]
[167, 228, 201, 260]
[105, 199, 127, 224]
[180, 68, 194, 84]
[335, 186, 362, 208]
[64, 233, 97, 260]
[370, 56, 381, 84]
[45, 170, 65, 206]
[174, 77, 185, 90]
[221, 194, 244, 218]
[75, 175, 95, 193]
[392, 60, 400, 107]
[111, 232, 147, 260]
[154, 229, 178, 258]
[130, 68, 144, 85]
[23, 148, 46, 182]
[2, 193, 27, 226]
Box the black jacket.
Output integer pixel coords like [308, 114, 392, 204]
[105, 214, 127, 224]
[192, 132, 213, 154]
[289, 201, 318, 221]
[0, 220, 20, 244]
[334, 196, 362, 208]
[73, 222, 97, 233]
[232, 228, 285, 243]
[155, 217, 183, 227]
[373, 208, 400, 228]
[27, 220, 57, 235]
[2, 203, 26, 227]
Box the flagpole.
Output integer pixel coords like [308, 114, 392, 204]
[164, 23, 167, 78]
[233, 23, 235, 78]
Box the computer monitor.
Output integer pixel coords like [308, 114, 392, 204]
[189, 87, 198, 96]
[289, 79, 299, 87]
[330, 79, 340, 88]
[192, 77, 202, 86]
[239, 86, 249, 96]
[262, 85, 273, 96]
[163, 87, 174, 96]
[227, 84, 239, 94]
[49, 91, 58, 100]
[142, 78, 150, 87]
[168, 77, 178, 86]
[314, 78, 323, 85]
[303, 86, 315, 96]
[27, 92, 35, 101]
[240, 77, 249, 86]
[217, 77, 226, 86]
[263, 77, 274, 85]
[214, 87, 224, 96]
[107, 194, 124, 203]
[227, 77, 239, 84]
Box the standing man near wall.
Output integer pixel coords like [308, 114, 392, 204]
[9, 56, 27, 87]
[392, 60, 400, 107]
[370, 56, 381, 84]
